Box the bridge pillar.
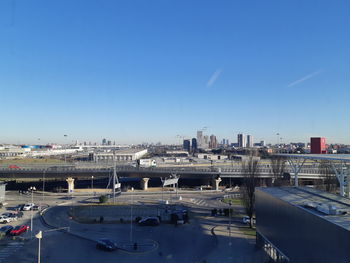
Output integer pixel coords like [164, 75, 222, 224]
[140, 178, 150, 191]
[66, 177, 75, 193]
[212, 177, 222, 191]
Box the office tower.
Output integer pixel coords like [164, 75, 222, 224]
[197, 131, 203, 148]
[311, 137, 326, 154]
[247, 135, 253, 148]
[204, 135, 209, 148]
[102, 138, 107, 145]
[260, 140, 266, 147]
[192, 138, 197, 151]
[209, 135, 217, 149]
[183, 139, 191, 152]
[237, 133, 246, 148]
[107, 140, 112, 146]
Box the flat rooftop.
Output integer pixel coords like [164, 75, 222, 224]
[258, 187, 350, 231]
[95, 149, 147, 155]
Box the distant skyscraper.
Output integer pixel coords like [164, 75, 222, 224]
[197, 131, 203, 148]
[237, 134, 246, 148]
[260, 140, 266, 147]
[203, 135, 209, 148]
[246, 135, 253, 148]
[107, 140, 112, 146]
[183, 139, 191, 152]
[209, 135, 217, 149]
[102, 138, 107, 145]
[192, 138, 197, 151]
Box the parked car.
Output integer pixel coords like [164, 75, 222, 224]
[14, 211, 24, 218]
[10, 225, 29, 236]
[32, 205, 41, 211]
[242, 216, 256, 225]
[23, 203, 35, 211]
[138, 217, 160, 226]
[16, 204, 25, 211]
[0, 216, 12, 224]
[96, 238, 118, 251]
[0, 225, 13, 236]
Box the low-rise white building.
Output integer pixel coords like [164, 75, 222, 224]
[92, 149, 147, 162]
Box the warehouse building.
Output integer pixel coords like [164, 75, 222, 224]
[91, 149, 147, 162]
[256, 187, 350, 263]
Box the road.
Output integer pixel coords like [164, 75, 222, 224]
[0, 190, 264, 263]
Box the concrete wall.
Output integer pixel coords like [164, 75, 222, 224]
[256, 188, 350, 263]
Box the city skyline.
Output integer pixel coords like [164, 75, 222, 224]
[1, 1, 350, 144]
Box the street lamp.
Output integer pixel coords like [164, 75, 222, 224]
[29, 186, 36, 238]
[35, 231, 42, 263]
[130, 187, 134, 242]
[91, 176, 94, 191]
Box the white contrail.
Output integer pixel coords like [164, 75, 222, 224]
[287, 70, 322, 87]
[206, 69, 222, 87]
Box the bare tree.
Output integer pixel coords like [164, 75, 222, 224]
[241, 154, 260, 228]
[319, 160, 337, 193]
[270, 155, 288, 186]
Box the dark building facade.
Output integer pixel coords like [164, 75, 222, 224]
[183, 139, 191, 152]
[191, 138, 197, 151]
[256, 187, 350, 263]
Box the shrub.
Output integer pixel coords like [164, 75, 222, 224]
[99, 195, 108, 203]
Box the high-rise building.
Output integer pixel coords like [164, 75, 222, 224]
[203, 135, 209, 148]
[311, 137, 326, 154]
[197, 131, 203, 148]
[102, 138, 107, 145]
[209, 135, 217, 149]
[246, 135, 253, 148]
[237, 133, 246, 148]
[107, 140, 112, 146]
[192, 138, 197, 151]
[183, 139, 191, 152]
[260, 140, 266, 147]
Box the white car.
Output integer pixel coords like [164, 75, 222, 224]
[0, 216, 12, 224]
[23, 203, 35, 211]
[243, 216, 256, 225]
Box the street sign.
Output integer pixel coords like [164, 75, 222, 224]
[163, 178, 179, 186]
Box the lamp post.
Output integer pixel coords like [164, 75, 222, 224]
[29, 186, 35, 238]
[130, 187, 134, 242]
[35, 231, 42, 263]
[91, 176, 94, 191]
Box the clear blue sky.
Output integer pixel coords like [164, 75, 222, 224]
[1, 0, 350, 145]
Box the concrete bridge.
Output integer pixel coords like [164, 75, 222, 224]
[0, 164, 325, 191]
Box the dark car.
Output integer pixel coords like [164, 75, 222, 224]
[32, 205, 41, 211]
[138, 217, 160, 226]
[0, 225, 13, 236]
[10, 225, 29, 236]
[96, 238, 118, 251]
[16, 204, 25, 211]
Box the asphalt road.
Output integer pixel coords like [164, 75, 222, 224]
[0, 190, 262, 263]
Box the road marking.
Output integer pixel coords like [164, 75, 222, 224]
[0, 242, 24, 262]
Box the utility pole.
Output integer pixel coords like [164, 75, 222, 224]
[113, 164, 116, 204]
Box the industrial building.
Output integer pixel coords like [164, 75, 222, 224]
[256, 186, 350, 263]
[91, 149, 147, 162]
[310, 137, 326, 154]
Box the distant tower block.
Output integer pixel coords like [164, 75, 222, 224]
[66, 177, 75, 193]
[140, 178, 150, 190]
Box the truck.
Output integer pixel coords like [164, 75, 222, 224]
[139, 159, 157, 168]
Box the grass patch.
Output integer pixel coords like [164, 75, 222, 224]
[222, 198, 243, 206]
[239, 227, 256, 237]
[0, 158, 65, 164]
